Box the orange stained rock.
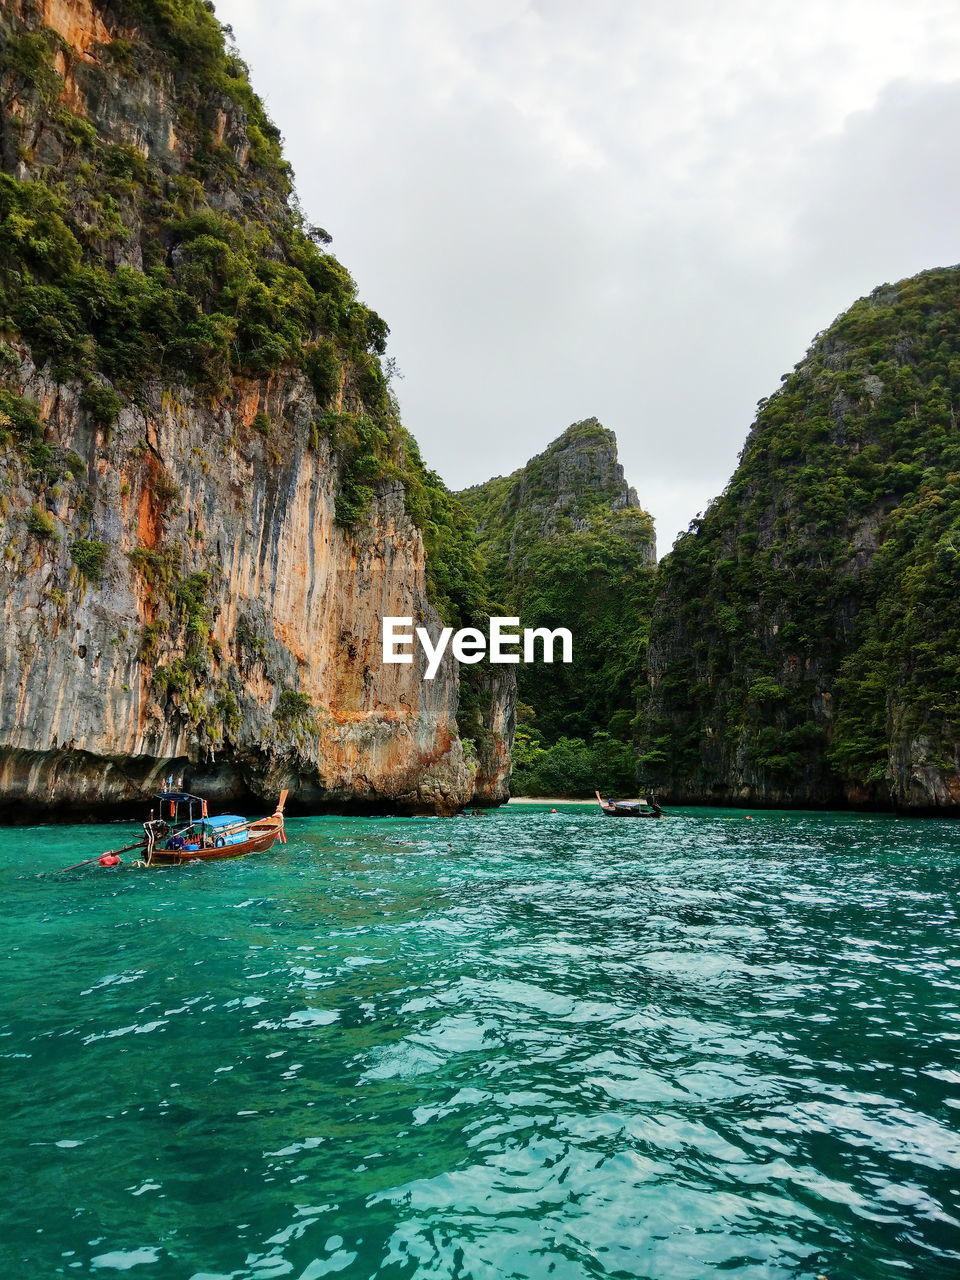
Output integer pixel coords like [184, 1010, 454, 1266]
[42, 0, 111, 59]
[237, 384, 263, 426]
[329, 706, 409, 725]
[136, 457, 164, 552]
[53, 49, 88, 114]
[273, 621, 308, 666]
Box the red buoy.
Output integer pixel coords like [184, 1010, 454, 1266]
[99, 854, 121, 867]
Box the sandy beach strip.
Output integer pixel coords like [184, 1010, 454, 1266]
[507, 797, 594, 805]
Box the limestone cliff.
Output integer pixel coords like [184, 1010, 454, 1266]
[0, 0, 512, 818]
[459, 419, 653, 579]
[643, 267, 960, 813]
[461, 419, 656, 755]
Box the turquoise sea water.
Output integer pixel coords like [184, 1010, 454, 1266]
[1, 804, 958, 1279]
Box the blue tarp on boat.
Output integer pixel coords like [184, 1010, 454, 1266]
[202, 815, 246, 828]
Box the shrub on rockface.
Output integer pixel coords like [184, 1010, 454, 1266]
[70, 539, 110, 582]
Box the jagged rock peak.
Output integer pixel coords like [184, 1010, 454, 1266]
[459, 418, 653, 562]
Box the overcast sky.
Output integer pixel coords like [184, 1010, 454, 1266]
[215, 0, 960, 556]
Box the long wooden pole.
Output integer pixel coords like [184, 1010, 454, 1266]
[58, 838, 146, 872]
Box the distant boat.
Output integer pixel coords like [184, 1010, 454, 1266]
[69, 790, 289, 871]
[595, 790, 664, 818]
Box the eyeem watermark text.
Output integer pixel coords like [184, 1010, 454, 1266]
[383, 617, 573, 679]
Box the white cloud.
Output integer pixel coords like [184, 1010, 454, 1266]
[215, 0, 960, 553]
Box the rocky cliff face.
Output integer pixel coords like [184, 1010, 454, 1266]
[643, 267, 960, 813]
[461, 419, 656, 749]
[460, 418, 653, 575]
[0, 0, 512, 818]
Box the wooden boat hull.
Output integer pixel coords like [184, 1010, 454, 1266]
[148, 817, 284, 865]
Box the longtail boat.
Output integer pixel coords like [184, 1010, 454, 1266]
[144, 789, 289, 864]
[595, 790, 665, 818]
[68, 790, 289, 871]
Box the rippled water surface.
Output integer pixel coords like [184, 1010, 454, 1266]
[1, 804, 959, 1279]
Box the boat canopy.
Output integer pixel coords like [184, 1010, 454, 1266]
[155, 792, 205, 804]
[200, 814, 247, 829]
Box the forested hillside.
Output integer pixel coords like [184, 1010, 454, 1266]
[643, 266, 960, 811]
[460, 420, 656, 796]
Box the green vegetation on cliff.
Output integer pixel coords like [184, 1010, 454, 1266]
[461, 420, 656, 796]
[0, 0, 483, 630]
[643, 267, 960, 809]
[0, 9, 366, 392]
[0, 0, 499, 798]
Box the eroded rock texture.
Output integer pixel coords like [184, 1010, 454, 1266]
[0, 0, 513, 818]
